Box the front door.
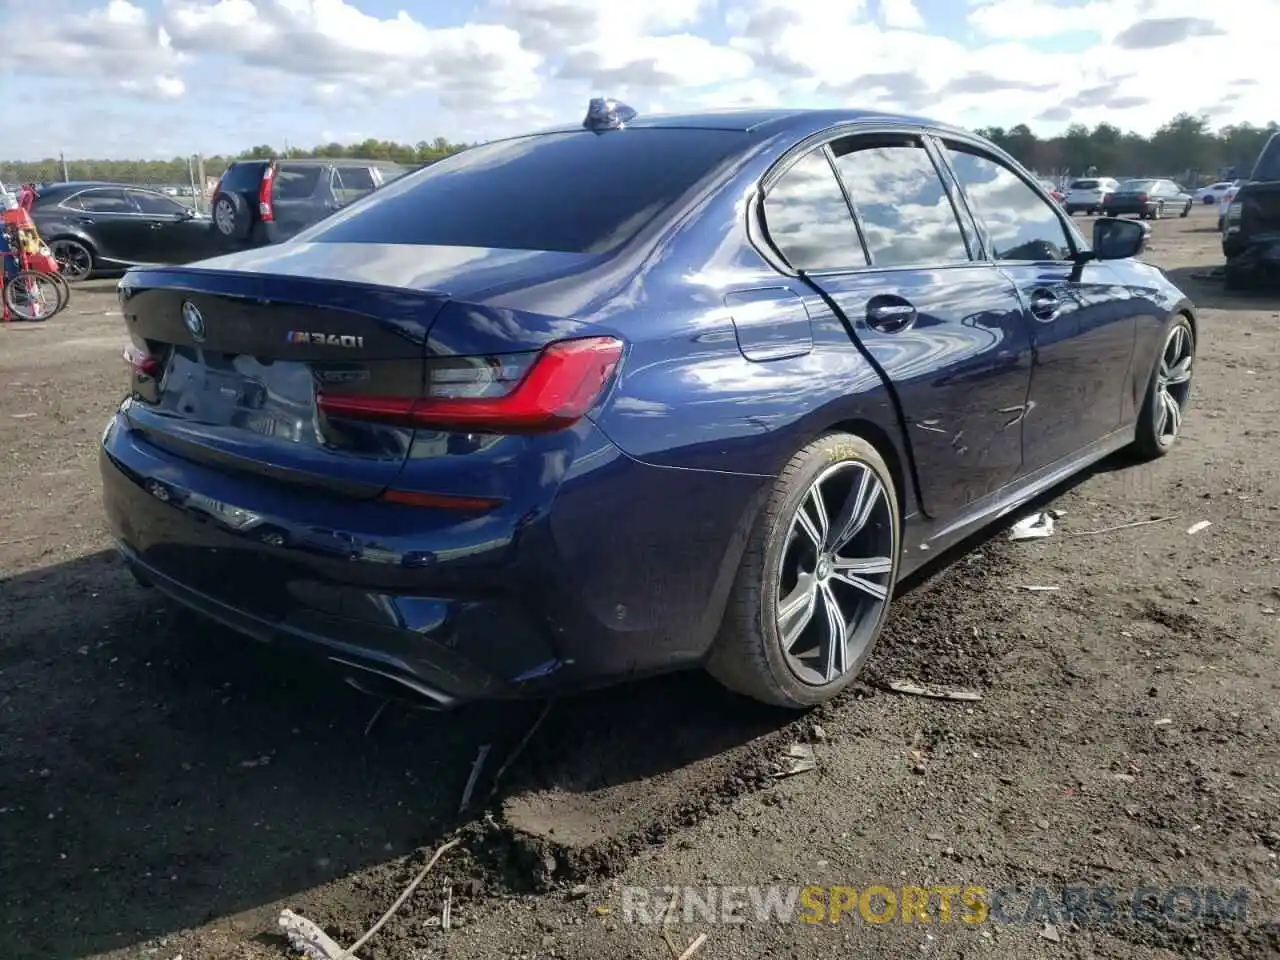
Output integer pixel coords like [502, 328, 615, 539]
[125, 189, 204, 263]
[761, 135, 1034, 520]
[934, 139, 1139, 472]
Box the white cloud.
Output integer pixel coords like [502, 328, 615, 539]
[0, 0, 1273, 159]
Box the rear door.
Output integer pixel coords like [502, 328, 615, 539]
[761, 133, 1034, 519]
[935, 138, 1138, 470]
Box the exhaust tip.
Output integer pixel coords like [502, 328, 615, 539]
[329, 657, 457, 710]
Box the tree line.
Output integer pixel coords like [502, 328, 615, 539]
[2, 113, 1276, 187]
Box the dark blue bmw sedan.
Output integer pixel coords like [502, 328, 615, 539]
[101, 101, 1197, 709]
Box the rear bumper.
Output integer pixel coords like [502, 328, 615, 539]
[1222, 231, 1280, 266]
[100, 408, 768, 704]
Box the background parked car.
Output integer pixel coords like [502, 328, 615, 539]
[27, 181, 223, 281]
[1222, 131, 1280, 289]
[1100, 179, 1192, 219]
[209, 158, 409, 248]
[1197, 180, 1237, 204]
[1064, 176, 1120, 215]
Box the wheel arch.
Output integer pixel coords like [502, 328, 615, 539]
[46, 232, 98, 255]
[817, 417, 912, 522]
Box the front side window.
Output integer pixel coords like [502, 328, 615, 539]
[830, 136, 970, 268]
[128, 190, 187, 216]
[761, 151, 865, 272]
[942, 144, 1073, 262]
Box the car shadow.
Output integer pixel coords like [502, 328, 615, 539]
[1164, 265, 1280, 312]
[0, 446, 1151, 959]
[0, 548, 790, 960]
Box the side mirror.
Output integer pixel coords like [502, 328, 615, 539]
[1090, 217, 1149, 260]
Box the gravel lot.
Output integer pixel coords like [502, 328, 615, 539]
[2, 208, 1277, 960]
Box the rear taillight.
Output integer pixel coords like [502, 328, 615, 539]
[258, 165, 275, 222]
[1102, 193, 1112, 203]
[1136, 193, 1148, 203]
[316, 336, 624, 434]
[123, 342, 160, 378]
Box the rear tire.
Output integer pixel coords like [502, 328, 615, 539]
[212, 193, 251, 242]
[49, 238, 93, 282]
[1132, 315, 1194, 460]
[1180, 201, 1191, 218]
[706, 433, 901, 708]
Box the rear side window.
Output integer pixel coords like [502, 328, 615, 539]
[762, 151, 865, 272]
[68, 188, 132, 213]
[219, 162, 267, 192]
[304, 130, 746, 254]
[1252, 134, 1280, 181]
[334, 167, 376, 191]
[830, 136, 970, 268]
[275, 166, 323, 199]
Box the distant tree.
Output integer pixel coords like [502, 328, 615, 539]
[3, 112, 1275, 187]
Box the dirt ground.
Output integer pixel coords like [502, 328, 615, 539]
[2, 208, 1278, 960]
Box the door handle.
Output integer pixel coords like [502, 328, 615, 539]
[866, 301, 917, 333]
[77, 216, 95, 224]
[148, 222, 165, 229]
[1029, 290, 1059, 320]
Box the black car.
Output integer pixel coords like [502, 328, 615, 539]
[209, 158, 408, 247]
[29, 182, 222, 281]
[1222, 132, 1280, 289]
[1100, 179, 1193, 220]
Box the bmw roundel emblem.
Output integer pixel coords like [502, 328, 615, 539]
[182, 300, 206, 342]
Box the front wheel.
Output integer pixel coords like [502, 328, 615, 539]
[707, 433, 901, 708]
[3, 271, 62, 321]
[1133, 316, 1194, 460]
[1181, 202, 1191, 218]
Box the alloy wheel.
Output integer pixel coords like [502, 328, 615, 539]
[214, 199, 236, 236]
[776, 460, 895, 686]
[1154, 325, 1193, 444]
[50, 240, 92, 281]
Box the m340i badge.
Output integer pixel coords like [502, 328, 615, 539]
[286, 331, 365, 348]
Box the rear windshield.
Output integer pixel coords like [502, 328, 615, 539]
[275, 165, 323, 199]
[1070, 179, 1099, 189]
[220, 162, 268, 192]
[1251, 134, 1280, 182]
[1118, 179, 1157, 192]
[304, 129, 747, 254]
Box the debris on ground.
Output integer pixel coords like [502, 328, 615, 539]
[1154, 718, 1174, 727]
[676, 932, 708, 959]
[278, 838, 461, 960]
[884, 679, 983, 702]
[279, 909, 357, 960]
[1040, 921, 1061, 943]
[1009, 511, 1057, 541]
[362, 700, 389, 738]
[1186, 520, 1213, 535]
[487, 699, 554, 801]
[1067, 516, 1175, 537]
[773, 743, 817, 778]
[458, 744, 491, 815]
[1019, 585, 1061, 592]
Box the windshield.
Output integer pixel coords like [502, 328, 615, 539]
[1251, 134, 1280, 182]
[1070, 179, 1100, 189]
[303, 129, 748, 255]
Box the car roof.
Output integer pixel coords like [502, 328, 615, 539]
[529, 107, 967, 141]
[232, 158, 406, 167]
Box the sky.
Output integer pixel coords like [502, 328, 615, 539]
[1, 0, 1274, 160]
